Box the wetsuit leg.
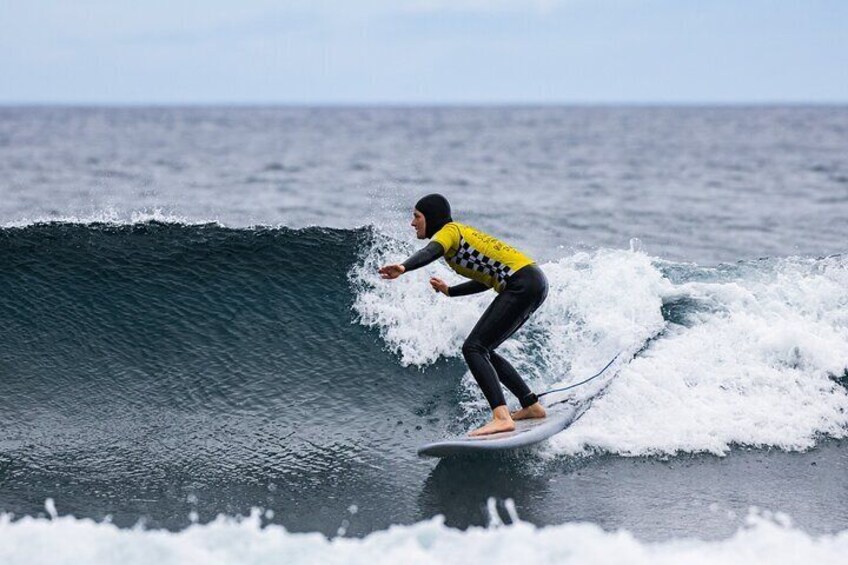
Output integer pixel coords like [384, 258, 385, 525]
[490, 352, 535, 408]
[461, 265, 548, 409]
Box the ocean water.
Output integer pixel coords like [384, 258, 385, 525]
[1, 106, 847, 562]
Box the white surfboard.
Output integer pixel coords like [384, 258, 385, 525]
[417, 401, 582, 458]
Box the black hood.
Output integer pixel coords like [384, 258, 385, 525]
[415, 194, 452, 238]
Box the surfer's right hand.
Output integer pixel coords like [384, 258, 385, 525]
[379, 264, 406, 279]
[429, 277, 449, 295]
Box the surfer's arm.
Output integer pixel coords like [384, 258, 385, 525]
[401, 241, 444, 272]
[447, 280, 489, 297]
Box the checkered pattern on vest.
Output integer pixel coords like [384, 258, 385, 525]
[448, 237, 513, 288]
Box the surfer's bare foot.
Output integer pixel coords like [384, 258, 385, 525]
[469, 419, 515, 436]
[511, 402, 546, 421]
[469, 406, 515, 437]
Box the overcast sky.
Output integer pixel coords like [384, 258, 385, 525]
[1, 0, 846, 104]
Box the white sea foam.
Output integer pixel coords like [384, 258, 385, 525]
[558, 255, 848, 456]
[1, 507, 846, 565]
[352, 234, 848, 455]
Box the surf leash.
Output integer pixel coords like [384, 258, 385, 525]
[537, 352, 622, 398]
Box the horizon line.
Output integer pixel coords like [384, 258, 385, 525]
[2, 100, 847, 109]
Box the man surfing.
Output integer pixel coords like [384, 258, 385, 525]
[379, 194, 548, 436]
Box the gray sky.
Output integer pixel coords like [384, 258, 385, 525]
[1, 0, 846, 104]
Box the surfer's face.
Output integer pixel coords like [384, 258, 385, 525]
[411, 209, 427, 239]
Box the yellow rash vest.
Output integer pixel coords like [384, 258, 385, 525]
[430, 222, 534, 293]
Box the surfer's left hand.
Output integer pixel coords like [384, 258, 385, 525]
[430, 277, 449, 295]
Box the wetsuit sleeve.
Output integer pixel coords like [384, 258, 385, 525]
[448, 280, 490, 296]
[401, 242, 444, 272]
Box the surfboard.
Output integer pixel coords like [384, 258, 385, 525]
[417, 401, 582, 458]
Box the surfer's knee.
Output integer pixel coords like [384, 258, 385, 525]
[462, 338, 488, 360]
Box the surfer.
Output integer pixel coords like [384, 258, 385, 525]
[379, 194, 548, 436]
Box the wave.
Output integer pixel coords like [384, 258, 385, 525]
[2, 221, 847, 462]
[1, 503, 846, 565]
[0, 222, 381, 462]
